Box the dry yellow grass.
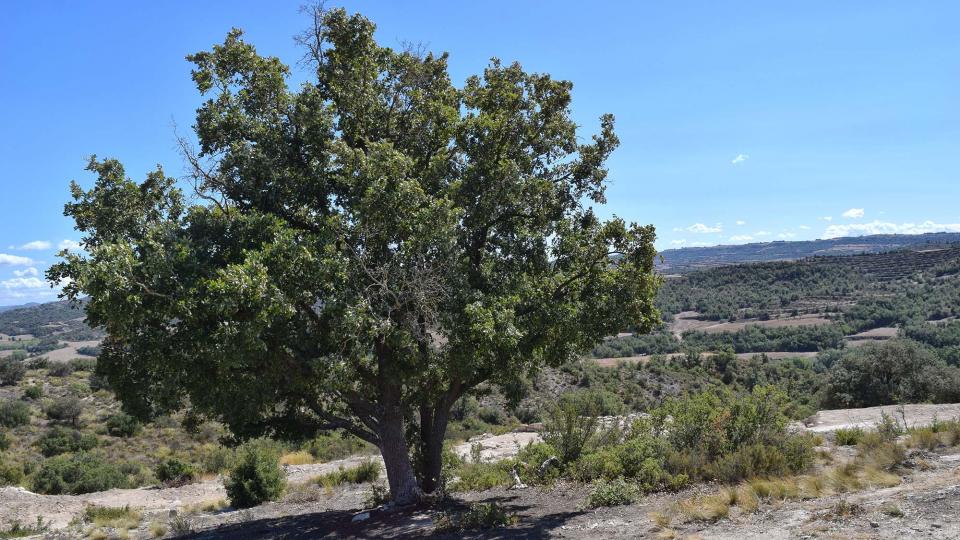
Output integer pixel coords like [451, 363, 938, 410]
[279, 450, 316, 465]
[149, 521, 167, 538]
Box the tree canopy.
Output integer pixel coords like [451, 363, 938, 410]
[49, 6, 659, 503]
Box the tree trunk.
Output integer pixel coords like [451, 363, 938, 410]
[378, 411, 422, 505]
[418, 405, 450, 494]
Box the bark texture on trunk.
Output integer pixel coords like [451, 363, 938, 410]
[418, 405, 450, 494]
[378, 411, 422, 505]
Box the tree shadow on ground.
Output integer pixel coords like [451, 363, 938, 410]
[182, 493, 586, 539]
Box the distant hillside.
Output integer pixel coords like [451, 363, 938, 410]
[658, 232, 960, 273]
[0, 299, 100, 340]
[0, 302, 38, 313]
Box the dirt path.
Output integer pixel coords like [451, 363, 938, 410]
[805, 403, 960, 432]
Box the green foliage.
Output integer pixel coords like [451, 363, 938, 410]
[52, 5, 659, 502]
[31, 453, 130, 494]
[541, 398, 601, 464]
[0, 431, 9, 451]
[68, 357, 97, 372]
[0, 400, 30, 428]
[0, 458, 24, 487]
[22, 385, 42, 400]
[435, 502, 517, 532]
[155, 457, 197, 485]
[47, 363, 73, 377]
[448, 460, 513, 492]
[35, 426, 98, 457]
[834, 428, 865, 446]
[301, 432, 373, 462]
[105, 413, 142, 438]
[824, 340, 960, 407]
[0, 517, 50, 538]
[225, 439, 286, 508]
[586, 477, 640, 507]
[197, 444, 235, 474]
[0, 358, 26, 386]
[45, 397, 82, 426]
[314, 460, 381, 487]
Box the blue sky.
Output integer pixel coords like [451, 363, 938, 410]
[1, 1, 959, 305]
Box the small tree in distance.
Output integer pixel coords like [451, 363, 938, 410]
[49, 5, 660, 504]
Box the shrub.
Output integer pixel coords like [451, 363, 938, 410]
[0, 431, 9, 451]
[834, 427, 865, 446]
[587, 477, 640, 507]
[0, 357, 26, 386]
[0, 399, 30, 428]
[314, 460, 381, 487]
[83, 505, 141, 529]
[542, 399, 600, 464]
[824, 340, 960, 407]
[477, 407, 508, 425]
[302, 432, 373, 462]
[47, 363, 74, 377]
[198, 444, 235, 474]
[45, 397, 82, 426]
[448, 460, 512, 492]
[22, 384, 43, 400]
[225, 439, 286, 508]
[32, 453, 130, 494]
[155, 457, 197, 485]
[69, 358, 97, 372]
[0, 458, 24, 486]
[36, 426, 98, 457]
[26, 356, 49, 369]
[105, 413, 142, 438]
[435, 502, 517, 532]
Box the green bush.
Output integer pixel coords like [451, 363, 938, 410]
[47, 363, 74, 377]
[68, 357, 97, 372]
[314, 460, 381, 487]
[32, 453, 130, 494]
[45, 397, 82, 426]
[586, 477, 640, 508]
[35, 426, 98, 457]
[542, 399, 601, 464]
[0, 458, 24, 487]
[0, 431, 9, 451]
[0, 357, 26, 386]
[155, 457, 197, 485]
[835, 427, 865, 446]
[0, 399, 30, 428]
[435, 502, 517, 532]
[105, 413, 142, 438]
[198, 444, 235, 474]
[302, 432, 373, 462]
[23, 385, 43, 400]
[225, 439, 286, 508]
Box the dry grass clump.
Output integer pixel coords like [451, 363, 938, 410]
[183, 498, 228, 514]
[149, 521, 167, 538]
[279, 450, 316, 466]
[675, 489, 733, 522]
[82, 505, 141, 530]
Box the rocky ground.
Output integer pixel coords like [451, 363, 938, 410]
[2, 405, 960, 539]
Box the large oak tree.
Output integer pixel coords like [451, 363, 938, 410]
[50, 6, 660, 503]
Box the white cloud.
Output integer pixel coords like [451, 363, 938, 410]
[58, 239, 82, 251]
[754, 231, 772, 237]
[729, 235, 754, 242]
[688, 241, 711, 247]
[841, 208, 865, 219]
[799, 225, 811, 230]
[670, 239, 687, 246]
[673, 223, 723, 234]
[731, 154, 749, 165]
[17, 240, 51, 250]
[13, 267, 39, 277]
[824, 220, 960, 239]
[821, 216, 833, 221]
[0, 277, 46, 290]
[778, 232, 796, 239]
[0, 254, 34, 266]
[735, 220, 746, 226]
